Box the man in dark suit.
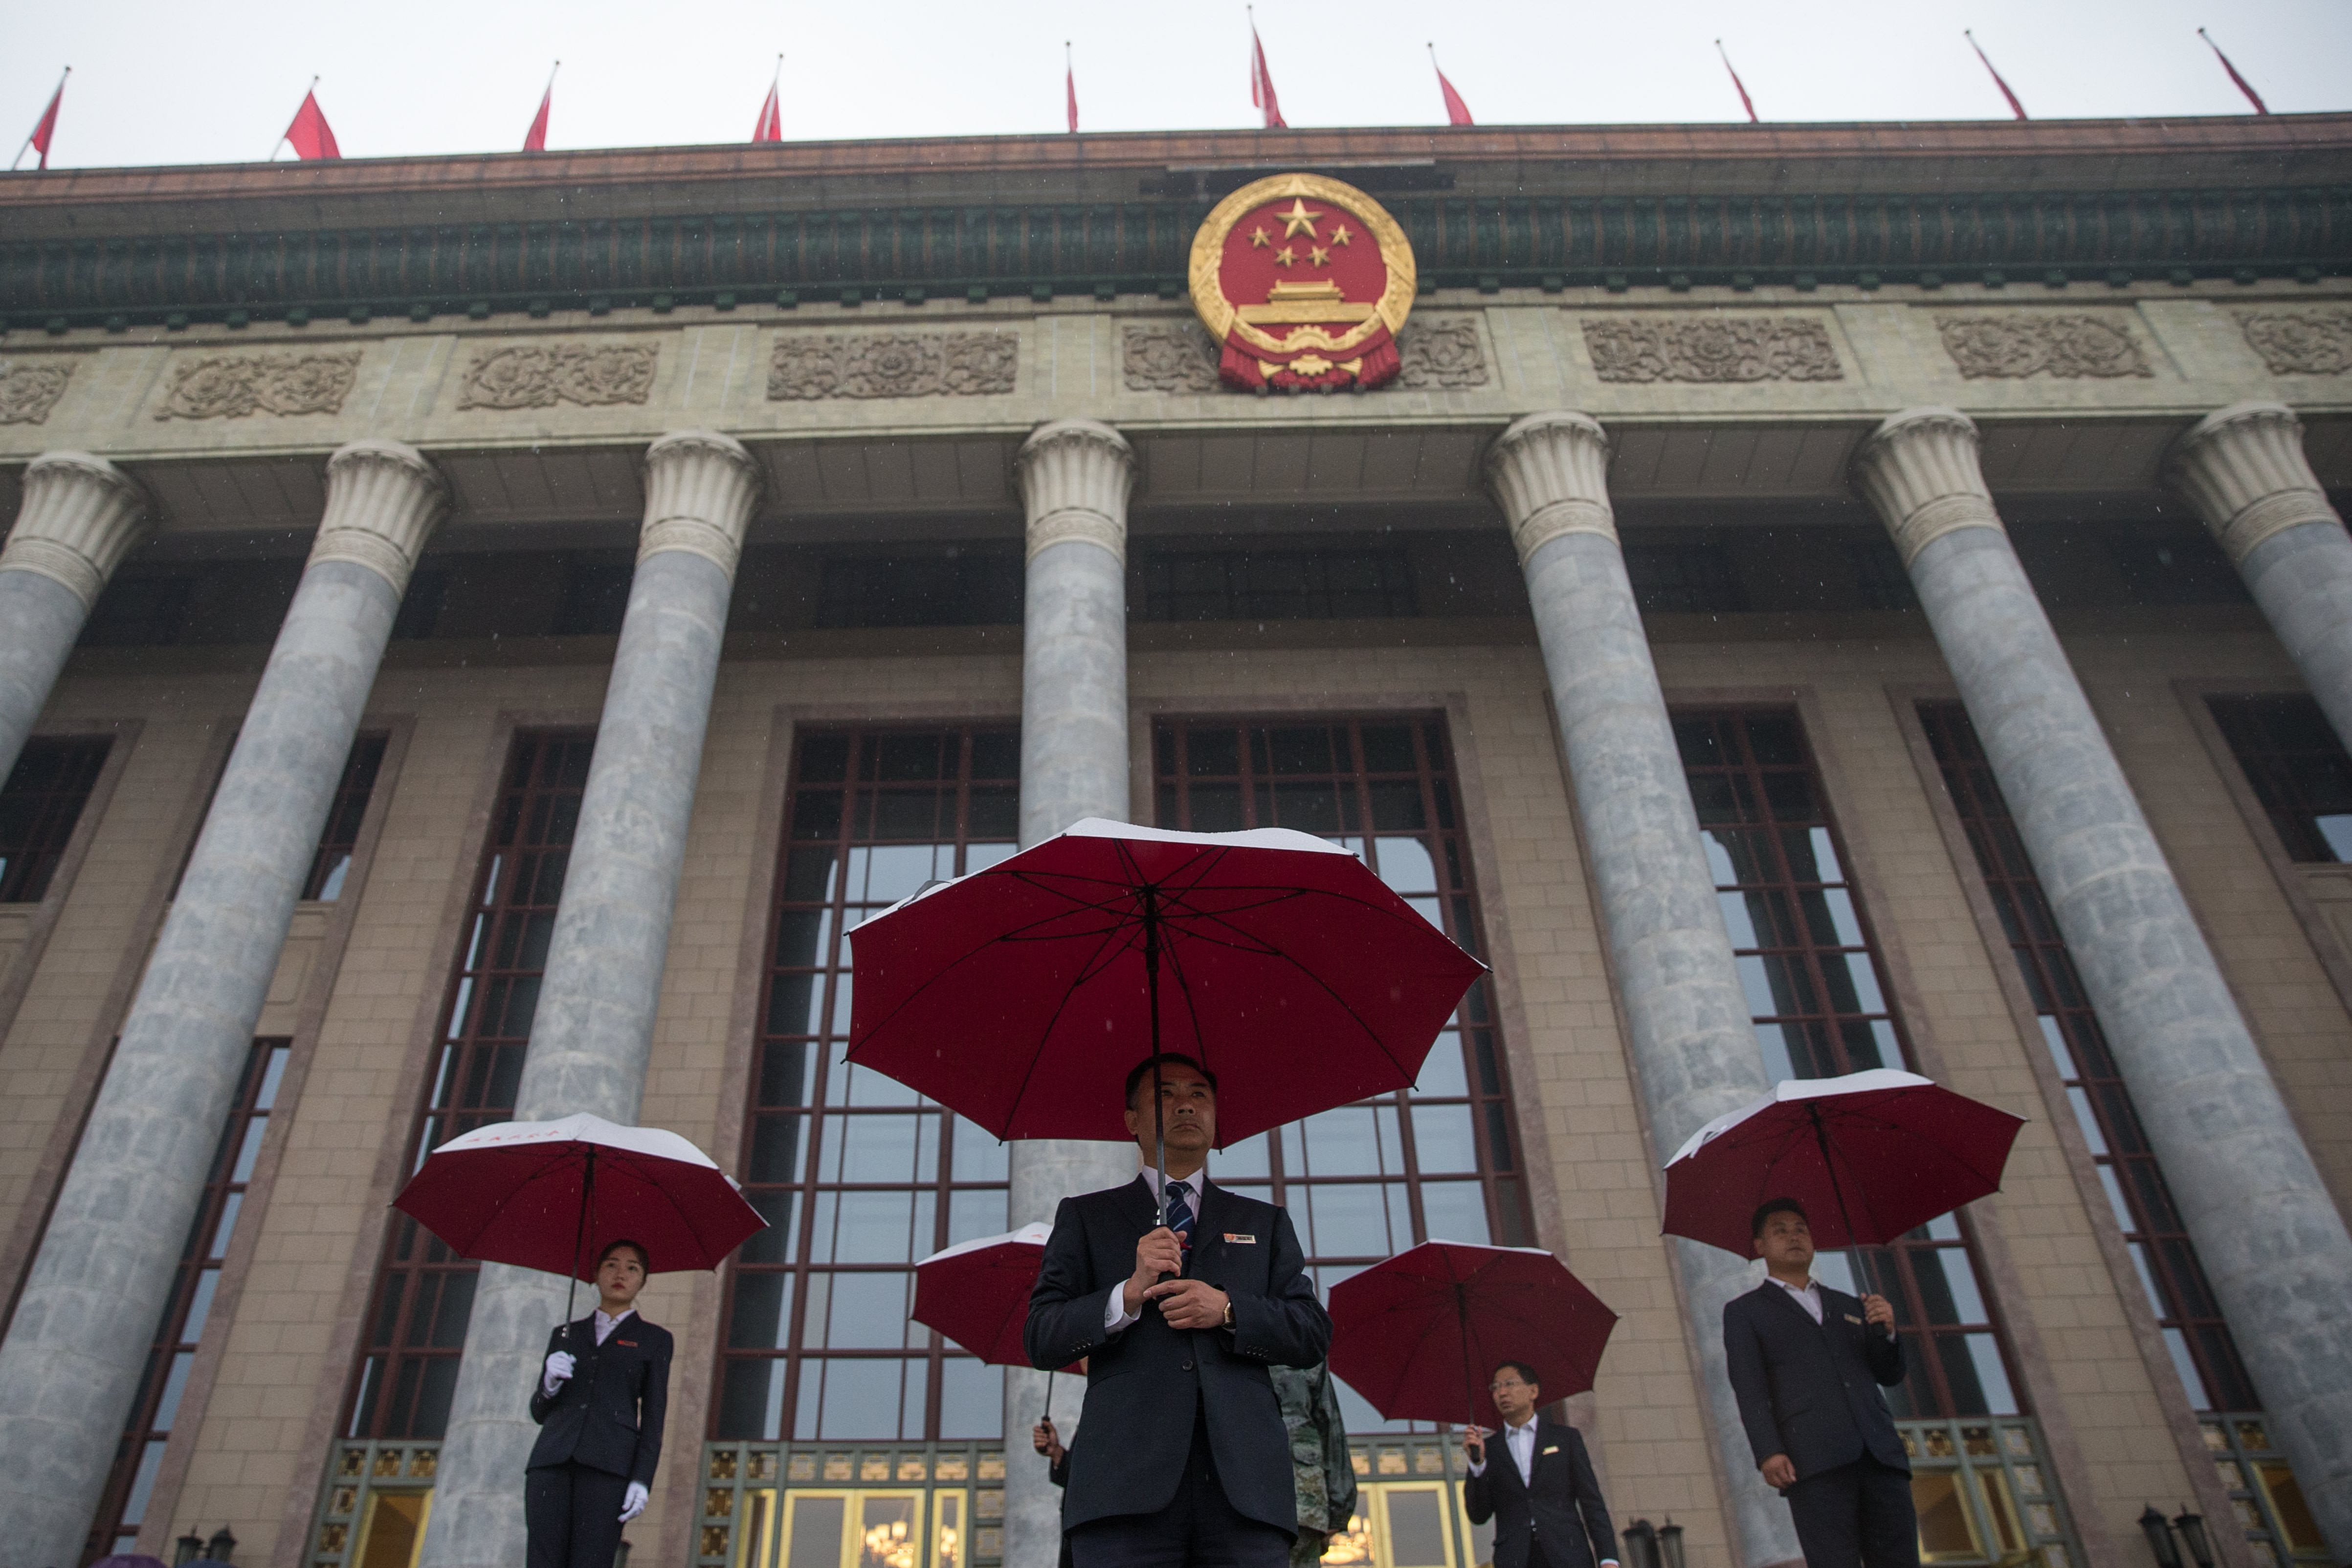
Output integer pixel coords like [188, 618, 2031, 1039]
[1723, 1199, 1917, 1568]
[528, 1238, 675, 1568]
[1460, 1361, 1617, 1568]
[1026, 1053, 1332, 1568]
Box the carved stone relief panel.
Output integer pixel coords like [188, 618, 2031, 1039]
[0, 359, 73, 425]
[1582, 315, 1841, 383]
[155, 351, 362, 420]
[457, 341, 660, 410]
[2237, 310, 2352, 376]
[1121, 322, 1223, 393]
[1120, 317, 1487, 392]
[766, 331, 1018, 400]
[1397, 318, 1489, 388]
[1934, 313, 2152, 379]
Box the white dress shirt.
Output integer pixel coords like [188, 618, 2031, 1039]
[1771, 1276, 1825, 1324]
[1773, 1275, 1896, 1340]
[1103, 1168, 1205, 1334]
[1465, 1413, 1539, 1482]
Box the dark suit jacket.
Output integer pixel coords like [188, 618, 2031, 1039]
[527, 1312, 674, 1485]
[1463, 1420, 1615, 1568]
[1723, 1281, 1908, 1482]
[1025, 1175, 1331, 1536]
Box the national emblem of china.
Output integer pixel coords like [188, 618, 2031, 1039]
[1188, 173, 1417, 393]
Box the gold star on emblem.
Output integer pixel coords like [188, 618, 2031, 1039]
[1273, 244, 1298, 267]
[1275, 199, 1321, 239]
[1309, 245, 1331, 267]
[1249, 225, 1271, 249]
[1330, 223, 1354, 246]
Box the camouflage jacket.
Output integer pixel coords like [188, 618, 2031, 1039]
[1271, 1361, 1358, 1535]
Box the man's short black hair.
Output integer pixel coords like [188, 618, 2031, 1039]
[1752, 1198, 1810, 1239]
[1492, 1359, 1541, 1388]
[599, 1237, 652, 1273]
[1124, 1053, 1219, 1110]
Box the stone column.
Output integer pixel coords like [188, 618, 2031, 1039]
[419, 430, 763, 1568]
[1856, 407, 2352, 1562]
[0, 441, 446, 1568]
[1003, 419, 1144, 1568]
[1485, 412, 1798, 1568]
[2168, 402, 2352, 752]
[0, 451, 152, 784]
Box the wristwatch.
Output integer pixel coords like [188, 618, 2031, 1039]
[1222, 1296, 1237, 1330]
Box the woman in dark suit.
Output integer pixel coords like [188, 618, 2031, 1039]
[527, 1238, 674, 1568]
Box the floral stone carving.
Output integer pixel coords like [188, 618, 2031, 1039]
[458, 341, 660, 410]
[1397, 318, 1489, 388]
[766, 332, 1018, 400]
[2237, 311, 2352, 376]
[1122, 323, 1223, 393]
[0, 360, 72, 425]
[1935, 314, 2151, 379]
[1583, 316, 1841, 383]
[156, 352, 361, 419]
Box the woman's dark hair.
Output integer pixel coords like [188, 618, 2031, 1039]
[598, 1237, 652, 1273]
[1751, 1198, 1810, 1239]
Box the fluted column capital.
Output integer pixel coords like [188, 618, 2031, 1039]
[639, 429, 764, 579]
[309, 440, 450, 593]
[1016, 419, 1135, 564]
[2, 451, 154, 609]
[2166, 401, 2343, 565]
[1851, 406, 2005, 564]
[1484, 411, 1616, 564]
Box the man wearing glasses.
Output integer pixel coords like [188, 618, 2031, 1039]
[1461, 1361, 1619, 1568]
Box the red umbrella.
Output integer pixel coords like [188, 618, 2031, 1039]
[847, 819, 1486, 1206]
[1327, 1241, 1619, 1428]
[1661, 1068, 2026, 1261]
[912, 1222, 1064, 1368]
[394, 1112, 766, 1315]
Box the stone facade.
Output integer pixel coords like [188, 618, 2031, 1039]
[3, 113, 2352, 1568]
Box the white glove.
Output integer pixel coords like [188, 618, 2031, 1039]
[619, 1481, 649, 1523]
[542, 1351, 576, 1396]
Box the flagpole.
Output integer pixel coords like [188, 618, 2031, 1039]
[2198, 28, 2271, 115]
[268, 75, 319, 162]
[12, 65, 68, 172]
[1715, 40, 1758, 124]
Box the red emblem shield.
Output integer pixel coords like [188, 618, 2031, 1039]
[1188, 174, 1417, 393]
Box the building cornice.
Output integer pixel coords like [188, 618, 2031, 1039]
[2, 115, 2350, 334]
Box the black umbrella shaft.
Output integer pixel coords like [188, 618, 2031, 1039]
[1456, 1281, 1478, 1435]
[1810, 1103, 1875, 1301]
[1145, 886, 1167, 1232]
[566, 1144, 598, 1325]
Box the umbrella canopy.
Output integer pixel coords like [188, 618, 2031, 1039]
[845, 818, 1487, 1146]
[394, 1112, 766, 1282]
[1327, 1241, 1619, 1428]
[911, 1222, 1075, 1371]
[1661, 1069, 2026, 1257]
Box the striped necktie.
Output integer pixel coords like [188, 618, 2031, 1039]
[1165, 1179, 1196, 1251]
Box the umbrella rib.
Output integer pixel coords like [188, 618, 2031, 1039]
[996, 908, 1144, 1134]
[846, 890, 1143, 1053]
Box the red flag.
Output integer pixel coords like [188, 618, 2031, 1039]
[1248, 13, 1286, 130]
[1964, 31, 2027, 121]
[522, 63, 557, 153]
[1428, 46, 1472, 127]
[284, 85, 340, 160]
[2199, 28, 2269, 114]
[1716, 40, 1758, 123]
[19, 68, 67, 171]
[753, 56, 782, 143]
[1065, 43, 1079, 133]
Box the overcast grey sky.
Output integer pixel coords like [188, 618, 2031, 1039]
[7, 0, 2350, 170]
